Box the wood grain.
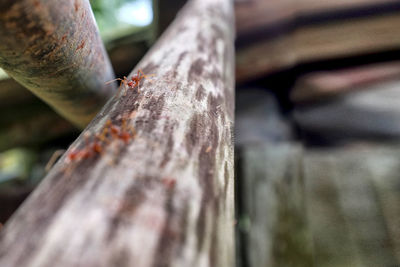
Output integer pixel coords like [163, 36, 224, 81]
[0, 0, 235, 266]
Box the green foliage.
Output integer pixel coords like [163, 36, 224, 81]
[90, 0, 153, 42]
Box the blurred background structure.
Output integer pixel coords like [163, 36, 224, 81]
[0, 0, 400, 266]
[235, 0, 400, 266]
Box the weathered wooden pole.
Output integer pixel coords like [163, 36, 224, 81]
[0, 0, 235, 266]
[0, 0, 115, 128]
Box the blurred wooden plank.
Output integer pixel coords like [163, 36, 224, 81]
[240, 143, 314, 267]
[238, 142, 400, 266]
[365, 149, 400, 263]
[294, 80, 400, 143]
[291, 61, 400, 103]
[235, 0, 399, 36]
[304, 146, 400, 267]
[235, 0, 294, 37]
[304, 152, 363, 267]
[235, 0, 400, 82]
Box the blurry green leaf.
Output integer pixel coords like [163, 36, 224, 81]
[90, 0, 153, 43]
[0, 148, 36, 184]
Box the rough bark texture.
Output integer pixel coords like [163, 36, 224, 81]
[0, 0, 115, 128]
[0, 0, 235, 266]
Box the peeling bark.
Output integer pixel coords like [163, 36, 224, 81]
[0, 0, 115, 128]
[0, 0, 235, 266]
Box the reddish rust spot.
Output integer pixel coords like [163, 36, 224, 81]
[74, 0, 80, 12]
[76, 40, 85, 51]
[33, 0, 40, 8]
[61, 34, 67, 43]
[162, 177, 176, 189]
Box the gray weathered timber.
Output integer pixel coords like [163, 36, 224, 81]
[240, 143, 314, 267]
[0, 0, 115, 128]
[0, 0, 235, 266]
[304, 146, 400, 267]
[238, 142, 400, 267]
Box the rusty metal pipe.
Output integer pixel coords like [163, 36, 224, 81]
[0, 0, 115, 128]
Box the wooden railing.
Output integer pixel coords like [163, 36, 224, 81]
[0, 0, 235, 266]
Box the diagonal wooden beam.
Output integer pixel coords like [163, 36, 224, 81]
[0, 0, 235, 266]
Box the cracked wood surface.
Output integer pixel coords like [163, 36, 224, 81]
[0, 0, 235, 266]
[0, 0, 115, 128]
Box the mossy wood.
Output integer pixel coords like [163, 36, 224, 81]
[0, 0, 235, 266]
